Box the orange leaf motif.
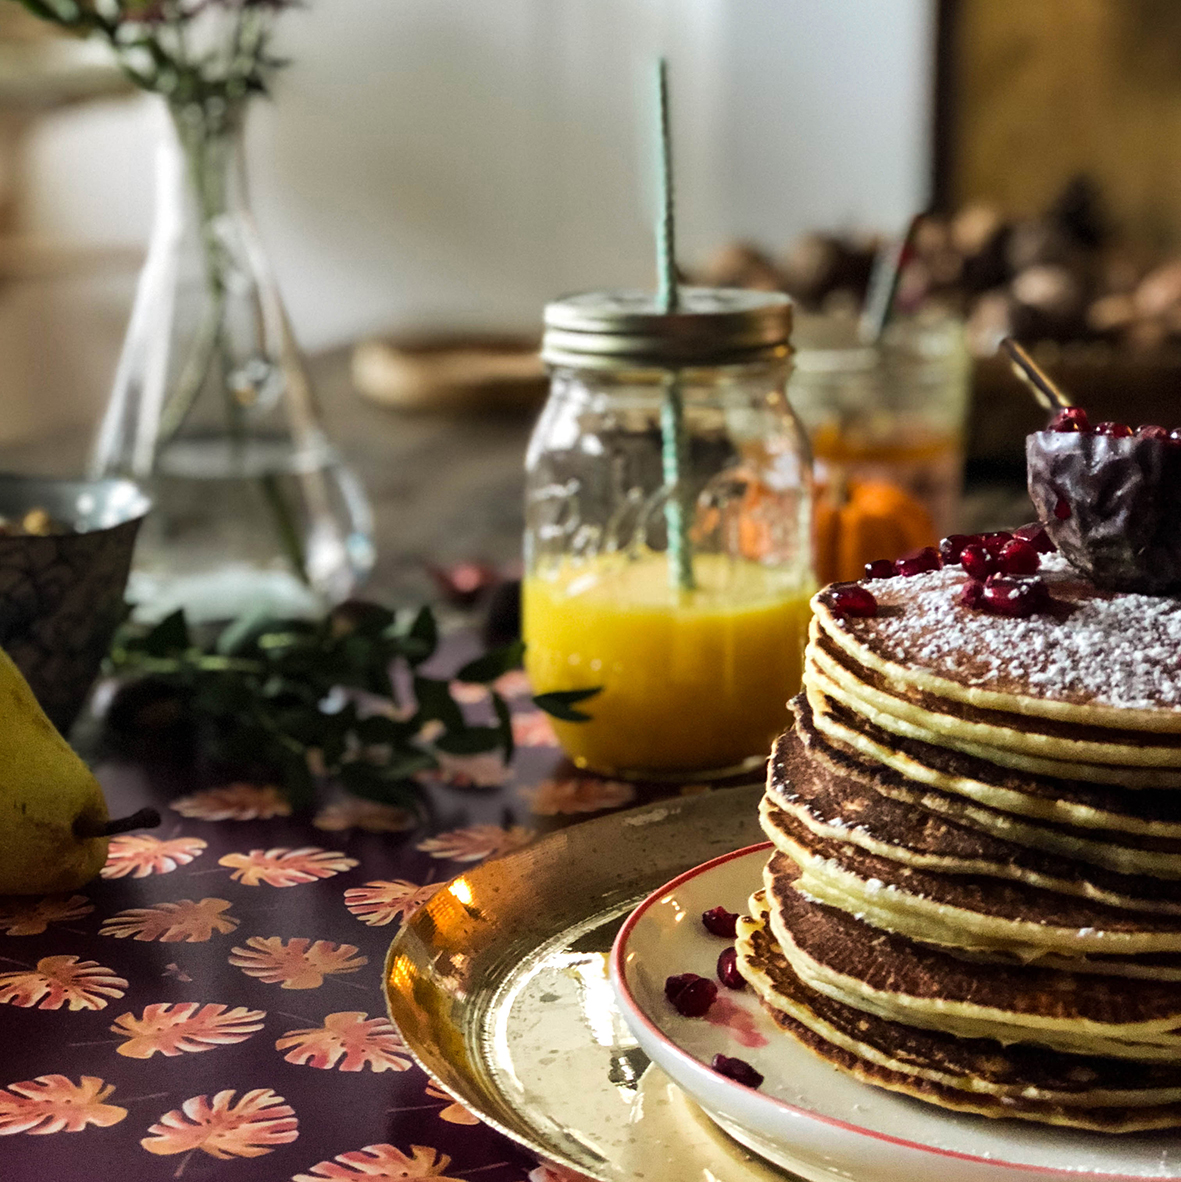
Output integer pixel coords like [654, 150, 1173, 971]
[520, 777, 635, 816]
[424, 1081, 479, 1126]
[0, 955, 127, 1011]
[228, 937, 367, 990]
[0, 894, 93, 936]
[343, 880, 442, 928]
[511, 710, 558, 748]
[416, 824, 534, 863]
[0, 1075, 127, 1135]
[141, 1088, 297, 1160]
[171, 782, 291, 821]
[313, 799, 415, 834]
[101, 834, 207, 879]
[100, 898, 239, 943]
[112, 1002, 266, 1059]
[276, 1011, 411, 1072]
[293, 1143, 463, 1181]
[218, 847, 359, 887]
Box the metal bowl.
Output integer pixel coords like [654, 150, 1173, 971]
[0, 475, 150, 733]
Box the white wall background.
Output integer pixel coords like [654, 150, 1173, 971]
[16, 0, 932, 389]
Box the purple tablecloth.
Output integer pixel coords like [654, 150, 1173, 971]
[0, 666, 684, 1182]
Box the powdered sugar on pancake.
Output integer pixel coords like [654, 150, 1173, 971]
[823, 556, 1181, 712]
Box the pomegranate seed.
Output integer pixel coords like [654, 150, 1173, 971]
[939, 534, 977, 565]
[1170, 428, 1181, 445]
[960, 544, 995, 580]
[1054, 496, 1072, 520]
[864, 558, 896, 580]
[711, 1054, 764, 1088]
[998, 537, 1040, 575]
[702, 906, 738, 938]
[980, 531, 1013, 557]
[1048, 407, 1089, 433]
[828, 584, 877, 618]
[960, 579, 986, 609]
[1094, 421, 1134, 437]
[981, 575, 1052, 617]
[894, 546, 941, 577]
[1138, 424, 1169, 440]
[717, 946, 746, 990]
[1013, 522, 1055, 553]
[665, 973, 718, 1017]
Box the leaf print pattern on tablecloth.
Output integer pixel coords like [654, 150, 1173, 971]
[0, 894, 93, 936]
[0, 956, 127, 1011]
[112, 1003, 266, 1059]
[520, 777, 635, 816]
[141, 1088, 297, 1160]
[417, 824, 534, 863]
[218, 847, 359, 887]
[171, 782, 291, 821]
[100, 898, 239, 943]
[101, 834, 207, 879]
[0, 1075, 127, 1135]
[293, 1142, 464, 1181]
[228, 937, 367, 989]
[276, 1011, 411, 1072]
[313, 799, 415, 834]
[418, 751, 508, 789]
[343, 880, 442, 928]
[424, 1081, 479, 1126]
[511, 710, 558, 748]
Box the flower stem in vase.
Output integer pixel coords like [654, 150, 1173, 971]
[655, 58, 695, 594]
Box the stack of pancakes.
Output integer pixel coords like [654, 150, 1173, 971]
[735, 555, 1181, 1131]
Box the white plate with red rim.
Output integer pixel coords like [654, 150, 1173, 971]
[609, 842, 1181, 1182]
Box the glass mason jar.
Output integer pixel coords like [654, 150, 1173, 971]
[524, 289, 814, 780]
[91, 97, 374, 623]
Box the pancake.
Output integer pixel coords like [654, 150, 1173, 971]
[761, 856, 1181, 1057]
[812, 556, 1181, 732]
[765, 732, 1181, 914]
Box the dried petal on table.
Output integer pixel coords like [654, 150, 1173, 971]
[141, 1087, 298, 1160]
[0, 955, 128, 1011]
[0, 1075, 127, 1135]
[229, 937, 367, 990]
[112, 1002, 266, 1059]
[275, 1011, 411, 1072]
[171, 783, 291, 822]
[101, 834, 207, 879]
[0, 894, 93, 936]
[218, 847, 359, 887]
[520, 777, 635, 816]
[417, 825, 534, 863]
[343, 880, 442, 928]
[313, 799, 416, 833]
[100, 898, 239, 943]
[424, 1081, 480, 1126]
[293, 1142, 464, 1181]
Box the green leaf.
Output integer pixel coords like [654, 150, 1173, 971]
[339, 762, 422, 810]
[413, 676, 465, 732]
[532, 686, 603, 722]
[142, 609, 191, 657]
[399, 605, 438, 665]
[433, 726, 503, 755]
[215, 608, 272, 656]
[354, 715, 416, 746]
[491, 690, 514, 764]
[455, 640, 524, 685]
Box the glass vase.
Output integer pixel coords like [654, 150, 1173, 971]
[92, 97, 374, 623]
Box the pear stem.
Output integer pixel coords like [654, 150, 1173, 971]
[75, 807, 161, 840]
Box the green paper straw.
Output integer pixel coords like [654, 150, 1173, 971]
[655, 58, 695, 593]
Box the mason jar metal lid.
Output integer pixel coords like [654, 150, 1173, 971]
[541, 287, 793, 368]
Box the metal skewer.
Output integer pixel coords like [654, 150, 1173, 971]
[998, 337, 1073, 412]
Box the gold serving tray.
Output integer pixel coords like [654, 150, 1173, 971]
[384, 784, 788, 1181]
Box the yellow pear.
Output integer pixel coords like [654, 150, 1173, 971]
[0, 645, 111, 894]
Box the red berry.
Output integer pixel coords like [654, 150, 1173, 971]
[828, 584, 877, 618]
[1048, 407, 1089, 432]
[702, 906, 738, 938]
[711, 1054, 764, 1088]
[981, 574, 1051, 617]
[960, 579, 986, 609]
[960, 544, 995, 580]
[939, 534, 977, 565]
[980, 531, 1013, 557]
[864, 558, 895, 580]
[998, 537, 1040, 575]
[1013, 522, 1055, 553]
[894, 546, 941, 577]
[1138, 424, 1169, 440]
[1094, 421, 1133, 438]
[665, 973, 718, 1017]
[1054, 496, 1072, 520]
[717, 946, 745, 990]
